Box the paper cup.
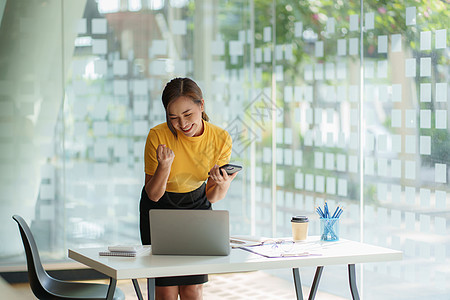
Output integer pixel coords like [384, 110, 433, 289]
[291, 216, 309, 241]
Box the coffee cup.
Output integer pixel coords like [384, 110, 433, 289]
[291, 216, 309, 241]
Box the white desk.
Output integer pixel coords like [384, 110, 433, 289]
[68, 237, 402, 300]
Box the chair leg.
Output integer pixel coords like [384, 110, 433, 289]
[132, 279, 144, 300]
[106, 277, 117, 300]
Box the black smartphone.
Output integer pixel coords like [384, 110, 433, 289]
[219, 164, 242, 175]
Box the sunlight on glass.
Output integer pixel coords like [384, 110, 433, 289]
[148, 0, 164, 10]
[98, 0, 120, 14]
[170, 0, 188, 8]
[128, 0, 142, 11]
[83, 60, 101, 80]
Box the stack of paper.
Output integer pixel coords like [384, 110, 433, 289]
[99, 245, 151, 257]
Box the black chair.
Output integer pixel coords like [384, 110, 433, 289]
[12, 215, 125, 300]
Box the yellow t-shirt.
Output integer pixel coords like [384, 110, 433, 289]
[144, 120, 232, 193]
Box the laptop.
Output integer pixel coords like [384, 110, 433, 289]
[149, 209, 230, 256]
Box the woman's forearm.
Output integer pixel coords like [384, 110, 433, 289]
[145, 165, 171, 201]
[206, 181, 231, 203]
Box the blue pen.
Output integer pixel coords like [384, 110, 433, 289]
[336, 208, 344, 218]
[331, 206, 340, 218]
[317, 206, 325, 218]
[316, 207, 324, 218]
[324, 202, 329, 218]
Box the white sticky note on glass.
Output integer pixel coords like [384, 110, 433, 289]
[275, 45, 283, 60]
[419, 136, 431, 155]
[264, 47, 271, 62]
[435, 163, 447, 183]
[391, 210, 401, 228]
[315, 41, 324, 57]
[365, 133, 375, 151]
[349, 85, 358, 102]
[391, 184, 401, 203]
[435, 190, 446, 210]
[284, 148, 292, 165]
[92, 39, 107, 54]
[326, 177, 336, 195]
[264, 26, 271, 42]
[338, 179, 347, 197]
[377, 134, 387, 151]
[304, 131, 313, 146]
[93, 121, 108, 136]
[365, 12, 374, 30]
[376, 184, 387, 201]
[405, 58, 416, 77]
[285, 44, 293, 61]
[304, 64, 313, 81]
[436, 110, 447, 129]
[315, 176, 324, 193]
[94, 59, 107, 75]
[406, 7, 416, 26]
[337, 85, 346, 102]
[405, 186, 415, 205]
[420, 83, 431, 102]
[113, 60, 128, 76]
[275, 65, 284, 82]
[327, 17, 335, 33]
[420, 110, 431, 128]
[151, 40, 168, 56]
[391, 135, 401, 153]
[263, 147, 271, 164]
[284, 86, 293, 103]
[348, 155, 358, 173]
[420, 31, 431, 51]
[314, 152, 324, 169]
[405, 161, 416, 180]
[133, 100, 148, 116]
[325, 153, 334, 170]
[378, 84, 388, 102]
[172, 20, 187, 35]
[149, 60, 166, 76]
[349, 38, 358, 55]
[364, 157, 374, 175]
[378, 158, 388, 176]
[277, 170, 284, 186]
[378, 35, 388, 53]
[255, 48, 262, 63]
[420, 57, 431, 77]
[336, 154, 346, 172]
[113, 80, 128, 95]
[295, 21, 303, 38]
[391, 159, 401, 178]
[315, 63, 323, 80]
[305, 86, 313, 102]
[405, 135, 416, 154]
[94, 142, 108, 159]
[405, 212, 415, 231]
[435, 217, 446, 235]
[294, 150, 303, 167]
[435, 29, 447, 49]
[134, 120, 148, 136]
[337, 39, 346, 56]
[391, 109, 402, 128]
[420, 214, 430, 233]
[92, 18, 107, 34]
[284, 128, 292, 145]
[229, 41, 244, 56]
[305, 174, 314, 191]
[405, 109, 416, 128]
[391, 34, 402, 52]
[365, 61, 374, 78]
[435, 83, 447, 102]
[337, 62, 347, 79]
[211, 40, 225, 56]
[377, 60, 388, 78]
[349, 14, 359, 31]
[391, 84, 402, 102]
[77, 19, 87, 34]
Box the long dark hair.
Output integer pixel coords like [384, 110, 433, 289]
[162, 78, 209, 137]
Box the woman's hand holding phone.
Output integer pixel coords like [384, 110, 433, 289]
[208, 164, 241, 185]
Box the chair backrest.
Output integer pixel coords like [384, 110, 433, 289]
[12, 215, 53, 298]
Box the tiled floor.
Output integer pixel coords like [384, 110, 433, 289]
[9, 271, 346, 299]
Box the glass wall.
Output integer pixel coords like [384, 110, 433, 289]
[1, 0, 448, 299]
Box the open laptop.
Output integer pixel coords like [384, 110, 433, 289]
[149, 209, 230, 256]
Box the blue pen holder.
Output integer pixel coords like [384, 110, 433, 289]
[320, 218, 340, 241]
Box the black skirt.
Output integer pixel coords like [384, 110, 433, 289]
[139, 182, 211, 287]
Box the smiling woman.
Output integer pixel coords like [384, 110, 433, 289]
[139, 78, 239, 300]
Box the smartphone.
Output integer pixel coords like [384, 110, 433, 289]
[219, 164, 242, 175]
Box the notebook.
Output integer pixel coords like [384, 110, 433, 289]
[99, 245, 151, 257]
[149, 209, 230, 256]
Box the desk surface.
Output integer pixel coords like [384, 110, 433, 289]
[68, 237, 402, 280]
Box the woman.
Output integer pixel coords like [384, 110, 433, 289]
[139, 77, 238, 300]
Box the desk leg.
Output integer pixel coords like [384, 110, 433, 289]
[348, 264, 360, 300]
[147, 278, 155, 300]
[132, 279, 144, 300]
[292, 268, 303, 300]
[106, 277, 117, 300]
[308, 266, 324, 300]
